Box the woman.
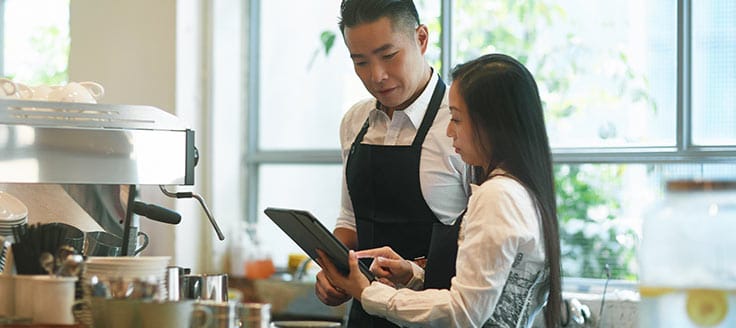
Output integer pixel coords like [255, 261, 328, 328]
[317, 53, 562, 327]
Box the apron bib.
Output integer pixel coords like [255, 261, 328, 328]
[345, 79, 459, 327]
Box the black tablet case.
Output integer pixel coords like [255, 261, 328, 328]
[264, 207, 375, 281]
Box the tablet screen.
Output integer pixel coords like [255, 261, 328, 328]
[264, 207, 375, 281]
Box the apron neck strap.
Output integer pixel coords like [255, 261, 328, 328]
[412, 77, 446, 147]
[354, 77, 447, 146]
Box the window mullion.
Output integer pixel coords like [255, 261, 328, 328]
[553, 148, 736, 164]
[247, 150, 342, 164]
[677, 0, 693, 152]
[245, 0, 261, 224]
[440, 0, 452, 79]
[0, 0, 5, 75]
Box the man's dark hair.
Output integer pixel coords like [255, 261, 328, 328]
[339, 0, 420, 35]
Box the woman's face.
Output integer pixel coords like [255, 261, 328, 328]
[447, 82, 488, 168]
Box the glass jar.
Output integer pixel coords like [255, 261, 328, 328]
[242, 224, 275, 280]
[639, 180, 736, 327]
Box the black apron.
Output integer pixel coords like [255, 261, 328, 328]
[345, 79, 462, 327]
[423, 210, 464, 290]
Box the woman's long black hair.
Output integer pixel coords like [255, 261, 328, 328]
[452, 54, 561, 327]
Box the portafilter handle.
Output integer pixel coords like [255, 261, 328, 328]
[159, 185, 225, 240]
[132, 201, 182, 225]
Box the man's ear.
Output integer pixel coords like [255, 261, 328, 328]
[416, 24, 429, 54]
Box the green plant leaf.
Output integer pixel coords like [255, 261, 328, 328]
[320, 31, 336, 56]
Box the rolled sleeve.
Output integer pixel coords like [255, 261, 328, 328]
[403, 260, 426, 290]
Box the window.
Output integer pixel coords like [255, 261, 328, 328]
[691, 1, 736, 145]
[247, 0, 736, 283]
[248, 0, 441, 267]
[454, 0, 677, 149]
[1, 0, 70, 84]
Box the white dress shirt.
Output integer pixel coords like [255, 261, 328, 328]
[360, 171, 547, 327]
[335, 72, 469, 231]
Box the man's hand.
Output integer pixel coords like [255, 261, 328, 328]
[314, 227, 358, 306]
[316, 249, 370, 302]
[315, 269, 352, 306]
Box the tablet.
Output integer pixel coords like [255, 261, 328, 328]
[264, 207, 375, 281]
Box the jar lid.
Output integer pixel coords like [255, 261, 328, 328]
[666, 180, 736, 191]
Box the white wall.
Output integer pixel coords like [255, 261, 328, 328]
[68, 0, 176, 110]
[207, 0, 247, 273]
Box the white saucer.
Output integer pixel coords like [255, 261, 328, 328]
[0, 191, 28, 222]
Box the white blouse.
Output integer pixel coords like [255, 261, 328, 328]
[335, 72, 469, 231]
[360, 172, 547, 327]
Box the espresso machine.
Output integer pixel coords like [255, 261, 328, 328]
[0, 98, 224, 255]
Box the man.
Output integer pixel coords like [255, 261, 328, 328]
[315, 1, 469, 327]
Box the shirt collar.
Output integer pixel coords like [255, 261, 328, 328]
[470, 167, 510, 191]
[403, 70, 439, 129]
[374, 68, 440, 129]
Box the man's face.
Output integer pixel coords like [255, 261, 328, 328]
[343, 17, 428, 110]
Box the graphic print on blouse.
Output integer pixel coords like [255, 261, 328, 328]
[484, 253, 549, 328]
[473, 173, 548, 328]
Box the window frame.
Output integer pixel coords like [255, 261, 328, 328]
[0, 0, 5, 75]
[244, 0, 736, 282]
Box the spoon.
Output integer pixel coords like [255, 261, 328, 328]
[109, 277, 135, 299]
[128, 276, 160, 300]
[56, 254, 84, 277]
[39, 252, 55, 276]
[90, 275, 111, 298]
[56, 245, 76, 268]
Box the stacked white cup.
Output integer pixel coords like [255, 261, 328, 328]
[0, 77, 105, 103]
[32, 276, 79, 324]
[11, 275, 78, 324]
[0, 274, 14, 319]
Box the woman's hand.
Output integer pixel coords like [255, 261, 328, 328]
[356, 246, 413, 286]
[315, 269, 352, 306]
[316, 249, 370, 302]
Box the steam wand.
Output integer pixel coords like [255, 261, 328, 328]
[159, 185, 225, 241]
